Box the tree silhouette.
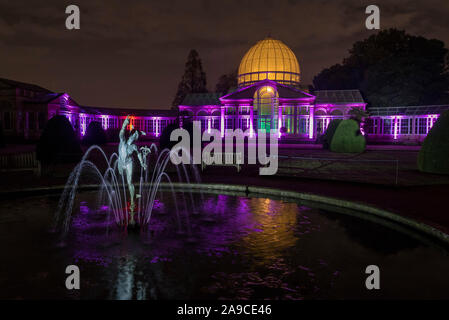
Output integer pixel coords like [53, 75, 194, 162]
[172, 49, 208, 107]
[215, 70, 238, 95]
[313, 29, 449, 107]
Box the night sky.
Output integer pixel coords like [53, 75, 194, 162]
[1, 0, 449, 109]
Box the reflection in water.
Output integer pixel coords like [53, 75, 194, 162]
[115, 257, 135, 300]
[113, 256, 149, 300]
[0, 191, 449, 299]
[240, 198, 299, 263]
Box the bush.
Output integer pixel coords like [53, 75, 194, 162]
[105, 128, 121, 143]
[322, 119, 342, 149]
[330, 119, 366, 153]
[36, 115, 82, 164]
[82, 121, 107, 146]
[418, 111, 449, 174]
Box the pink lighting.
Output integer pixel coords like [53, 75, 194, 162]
[393, 117, 399, 140]
[220, 107, 225, 137]
[249, 106, 254, 138]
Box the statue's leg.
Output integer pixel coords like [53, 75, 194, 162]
[126, 162, 136, 224]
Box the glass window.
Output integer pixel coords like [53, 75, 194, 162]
[225, 118, 234, 130]
[416, 118, 427, 134]
[382, 119, 392, 134]
[400, 118, 410, 134]
[298, 118, 309, 134]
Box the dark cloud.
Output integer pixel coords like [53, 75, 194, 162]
[0, 0, 448, 108]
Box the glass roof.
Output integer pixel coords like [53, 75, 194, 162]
[238, 38, 300, 87]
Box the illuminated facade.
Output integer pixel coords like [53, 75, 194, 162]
[1, 37, 448, 143]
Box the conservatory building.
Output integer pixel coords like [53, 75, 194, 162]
[179, 37, 367, 140]
[1, 37, 448, 143]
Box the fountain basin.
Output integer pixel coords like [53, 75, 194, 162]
[0, 186, 449, 299]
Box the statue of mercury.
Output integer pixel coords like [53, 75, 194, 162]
[118, 115, 150, 225]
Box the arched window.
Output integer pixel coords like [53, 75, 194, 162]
[254, 86, 279, 132]
[330, 109, 343, 116]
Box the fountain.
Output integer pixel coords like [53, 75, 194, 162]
[54, 115, 199, 238]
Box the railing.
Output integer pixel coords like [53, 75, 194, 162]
[276, 155, 399, 185]
[0, 152, 40, 176]
[201, 152, 242, 172]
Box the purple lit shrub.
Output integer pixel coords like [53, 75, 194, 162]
[418, 110, 449, 174]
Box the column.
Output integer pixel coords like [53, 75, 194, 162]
[293, 105, 298, 135]
[308, 106, 314, 139]
[220, 106, 225, 137]
[278, 105, 282, 138]
[249, 105, 254, 137]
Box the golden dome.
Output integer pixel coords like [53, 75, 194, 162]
[238, 37, 301, 87]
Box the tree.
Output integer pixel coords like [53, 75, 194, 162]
[215, 70, 237, 95]
[313, 29, 449, 107]
[172, 49, 208, 107]
[36, 115, 82, 165]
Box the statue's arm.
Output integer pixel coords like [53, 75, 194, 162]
[120, 115, 131, 141]
[132, 144, 147, 170]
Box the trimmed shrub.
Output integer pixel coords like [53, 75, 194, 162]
[330, 119, 366, 153]
[322, 119, 342, 150]
[418, 111, 449, 174]
[36, 115, 82, 164]
[82, 121, 107, 146]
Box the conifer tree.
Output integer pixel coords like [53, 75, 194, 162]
[172, 49, 208, 107]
